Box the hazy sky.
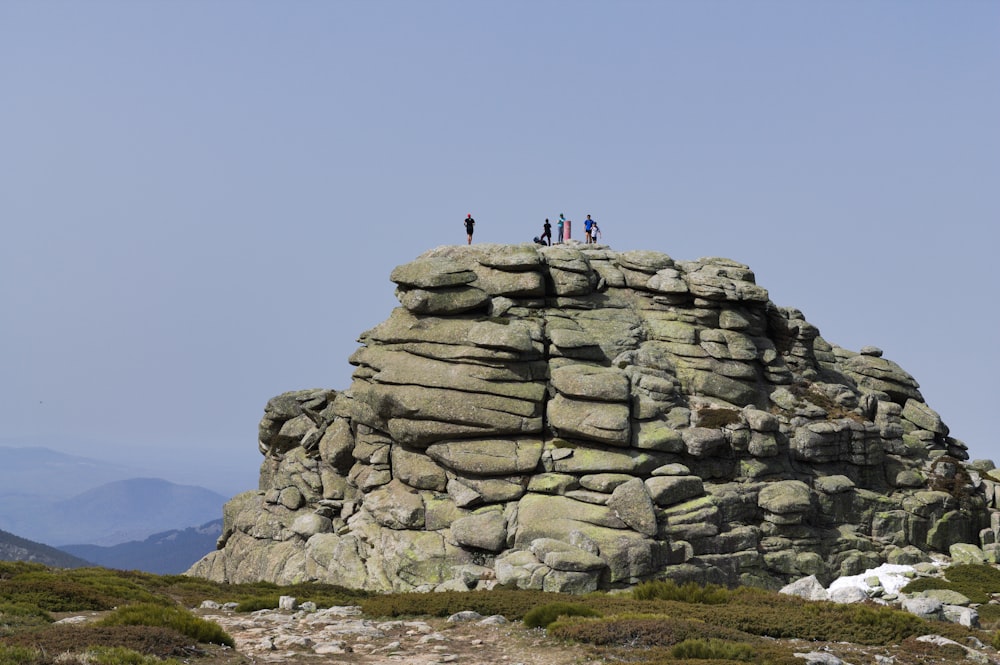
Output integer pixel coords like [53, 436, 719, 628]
[3, 2, 998, 496]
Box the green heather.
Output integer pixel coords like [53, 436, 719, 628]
[0, 562, 998, 664]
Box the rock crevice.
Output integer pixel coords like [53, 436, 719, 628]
[190, 243, 997, 592]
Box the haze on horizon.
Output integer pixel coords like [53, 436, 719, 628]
[2, 2, 997, 497]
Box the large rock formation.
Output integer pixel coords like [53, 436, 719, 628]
[189, 243, 1000, 592]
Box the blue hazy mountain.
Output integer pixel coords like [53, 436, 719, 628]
[0, 527, 92, 568]
[0, 445, 155, 501]
[60, 519, 223, 574]
[0, 471, 227, 547]
[0, 445, 229, 547]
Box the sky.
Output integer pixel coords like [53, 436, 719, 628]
[2, 2, 998, 497]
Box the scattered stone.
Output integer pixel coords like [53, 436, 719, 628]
[942, 604, 979, 628]
[447, 611, 484, 623]
[54, 615, 90, 624]
[902, 596, 943, 620]
[780, 575, 829, 602]
[921, 589, 972, 606]
[949, 543, 987, 565]
[792, 652, 843, 665]
[829, 586, 869, 604]
[480, 614, 508, 625]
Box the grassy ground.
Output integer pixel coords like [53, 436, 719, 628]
[1, 562, 997, 664]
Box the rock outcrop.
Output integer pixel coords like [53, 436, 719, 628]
[189, 242, 1000, 592]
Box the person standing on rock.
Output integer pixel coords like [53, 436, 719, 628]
[584, 214, 594, 243]
[557, 214, 565, 243]
[464, 214, 475, 244]
[542, 218, 552, 246]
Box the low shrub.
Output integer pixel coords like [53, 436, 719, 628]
[0, 602, 52, 634]
[697, 408, 742, 428]
[898, 635, 968, 662]
[57, 568, 166, 606]
[0, 563, 47, 580]
[0, 644, 182, 665]
[670, 637, 756, 661]
[0, 578, 116, 612]
[98, 603, 233, 647]
[232, 581, 365, 612]
[83, 646, 182, 665]
[608, 644, 801, 665]
[547, 614, 751, 647]
[622, 588, 956, 646]
[632, 579, 730, 604]
[0, 568, 164, 613]
[361, 589, 558, 620]
[0, 625, 192, 658]
[0, 645, 43, 665]
[980, 604, 1000, 628]
[234, 595, 282, 613]
[522, 602, 600, 629]
[901, 564, 1000, 605]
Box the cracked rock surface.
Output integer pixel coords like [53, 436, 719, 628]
[189, 243, 999, 592]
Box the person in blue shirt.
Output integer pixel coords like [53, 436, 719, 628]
[557, 214, 565, 243]
[584, 215, 594, 243]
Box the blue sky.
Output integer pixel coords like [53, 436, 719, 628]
[2, 2, 998, 496]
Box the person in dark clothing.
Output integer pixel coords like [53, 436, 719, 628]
[542, 219, 552, 246]
[464, 214, 475, 244]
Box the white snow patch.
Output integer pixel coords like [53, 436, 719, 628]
[827, 563, 915, 596]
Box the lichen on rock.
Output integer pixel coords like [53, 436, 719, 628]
[189, 242, 996, 592]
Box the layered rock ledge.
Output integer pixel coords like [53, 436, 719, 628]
[189, 243, 999, 592]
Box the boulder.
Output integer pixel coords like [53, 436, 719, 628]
[902, 596, 943, 620]
[779, 575, 829, 601]
[426, 438, 543, 475]
[389, 257, 477, 289]
[364, 480, 425, 530]
[548, 395, 631, 446]
[758, 481, 812, 515]
[608, 478, 657, 536]
[450, 509, 507, 552]
[189, 243, 998, 595]
[645, 475, 704, 507]
[949, 542, 987, 565]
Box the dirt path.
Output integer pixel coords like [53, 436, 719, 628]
[196, 606, 602, 665]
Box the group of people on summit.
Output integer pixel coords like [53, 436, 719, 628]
[537, 214, 601, 246]
[463, 213, 601, 246]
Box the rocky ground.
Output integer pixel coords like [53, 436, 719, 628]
[53, 601, 1000, 665]
[195, 604, 596, 665]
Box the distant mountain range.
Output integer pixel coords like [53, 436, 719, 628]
[0, 447, 229, 547]
[0, 528, 91, 568]
[0, 444, 155, 500]
[61, 519, 223, 575]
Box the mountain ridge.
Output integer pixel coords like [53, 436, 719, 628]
[0, 528, 91, 568]
[1, 474, 227, 547]
[60, 519, 223, 574]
